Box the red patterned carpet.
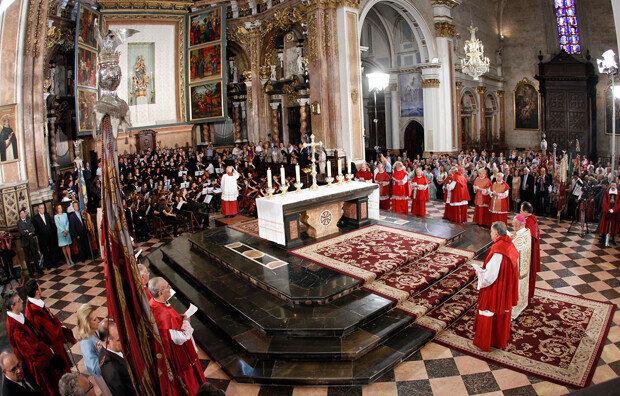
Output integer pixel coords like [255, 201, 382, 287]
[228, 219, 261, 239]
[289, 224, 446, 282]
[432, 288, 616, 389]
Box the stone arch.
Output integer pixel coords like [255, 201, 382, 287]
[460, 89, 479, 145]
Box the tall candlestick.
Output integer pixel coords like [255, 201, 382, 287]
[295, 164, 300, 182]
[347, 160, 351, 175]
[267, 168, 272, 189]
[280, 166, 285, 186]
[327, 160, 331, 178]
[338, 159, 342, 175]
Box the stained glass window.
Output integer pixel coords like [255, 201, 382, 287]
[554, 0, 580, 54]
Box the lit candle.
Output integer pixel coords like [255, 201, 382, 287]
[327, 160, 331, 178]
[347, 160, 351, 175]
[280, 166, 285, 186]
[267, 168, 272, 189]
[338, 159, 342, 175]
[295, 164, 300, 182]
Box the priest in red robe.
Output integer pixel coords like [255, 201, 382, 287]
[453, 167, 471, 222]
[149, 277, 206, 396]
[5, 289, 61, 396]
[598, 181, 619, 245]
[411, 167, 429, 216]
[355, 163, 374, 182]
[375, 163, 391, 210]
[391, 161, 410, 213]
[473, 168, 492, 227]
[520, 201, 540, 304]
[489, 172, 510, 225]
[471, 221, 519, 352]
[24, 279, 75, 374]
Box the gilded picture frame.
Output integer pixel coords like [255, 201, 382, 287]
[189, 82, 224, 121]
[0, 104, 19, 164]
[513, 78, 540, 130]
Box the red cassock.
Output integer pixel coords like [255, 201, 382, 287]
[7, 315, 60, 396]
[145, 285, 153, 301]
[598, 190, 619, 237]
[473, 235, 519, 352]
[150, 300, 206, 396]
[375, 171, 391, 210]
[391, 169, 410, 213]
[524, 214, 541, 305]
[26, 302, 75, 373]
[355, 170, 374, 182]
[453, 172, 471, 223]
[411, 176, 430, 216]
[489, 181, 510, 225]
[473, 176, 492, 227]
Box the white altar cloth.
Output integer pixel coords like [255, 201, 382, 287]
[256, 181, 379, 245]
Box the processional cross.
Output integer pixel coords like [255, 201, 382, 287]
[302, 133, 323, 190]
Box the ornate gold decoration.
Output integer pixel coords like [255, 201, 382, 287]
[246, 87, 253, 108]
[26, 0, 47, 57]
[476, 86, 487, 94]
[305, 0, 360, 10]
[421, 79, 440, 88]
[306, 13, 319, 65]
[242, 70, 253, 81]
[351, 88, 359, 104]
[265, 83, 274, 92]
[98, 0, 193, 11]
[434, 21, 455, 38]
[455, 81, 463, 89]
[283, 84, 299, 102]
[496, 90, 504, 98]
[259, 65, 271, 80]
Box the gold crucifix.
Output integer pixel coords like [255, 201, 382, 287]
[302, 133, 323, 190]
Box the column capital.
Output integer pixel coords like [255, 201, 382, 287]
[455, 81, 463, 89]
[431, 0, 461, 8]
[434, 21, 456, 38]
[422, 79, 441, 88]
[305, 0, 359, 11]
[496, 90, 504, 98]
[270, 102, 281, 110]
[476, 86, 487, 94]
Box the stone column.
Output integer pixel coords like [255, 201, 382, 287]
[431, 0, 459, 153]
[497, 90, 506, 147]
[269, 102, 280, 145]
[389, 80, 400, 150]
[477, 86, 486, 145]
[420, 64, 441, 155]
[455, 82, 462, 150]
[298, 98, 309, 136]
[232, 102, 242, 143]
[48, 117, 58, 167]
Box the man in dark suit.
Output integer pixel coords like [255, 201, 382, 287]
[0, 352, 42, 396]
[31, 204, 56, 269]
[534, 167, 552, 215]
[17, 209, 40, 277]
[519, 167, 534, 205]
[98, 321, 137, 396]
[68, 202, 90, 262]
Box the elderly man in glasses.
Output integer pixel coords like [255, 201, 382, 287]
[58, 372, 96, 396]
[0, 351, 42, 396]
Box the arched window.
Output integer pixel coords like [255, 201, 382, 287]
[554, 0, 580, 54]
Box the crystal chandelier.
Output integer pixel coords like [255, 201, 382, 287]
[461, 26, 490, 80]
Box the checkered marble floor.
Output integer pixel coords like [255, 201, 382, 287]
[11, 202, 619, 395]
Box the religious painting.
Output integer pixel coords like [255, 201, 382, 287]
[514, 78, 539, 130]
[189, 43, 222, 84]
[604, 87, 620, 136]
[76, 46, 97, 88]
[189, 82, 223, 121]
[189, 7, 222, 47]
[399, 72, 423, 117]
[76, 89, 98, 133]
[77, 4, 98, 49]
[0, 104, 19, 164]
[127, 42, 156, 105]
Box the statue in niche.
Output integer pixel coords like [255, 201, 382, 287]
[296, 51, 305, 75]
[229, 59, 238, 83]
[131, 55, 151, 104]
[495, 46, 503, 66]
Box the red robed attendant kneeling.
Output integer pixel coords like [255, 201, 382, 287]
[471, 221, 519, 352]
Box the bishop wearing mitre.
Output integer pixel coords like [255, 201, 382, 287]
[471, 221, 519, 352]
[510, 214, 532, 320]
[391, 161, 410, 213]
[375, 163, 391, 210]
[489, 172, 510, 225]
[473, 168, 492, 227]
[411, 167, 429, 216]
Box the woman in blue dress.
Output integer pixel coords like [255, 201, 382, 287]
[54, 204, 73, 266]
